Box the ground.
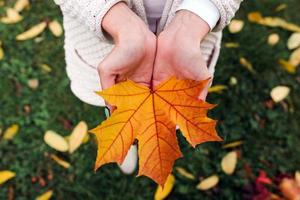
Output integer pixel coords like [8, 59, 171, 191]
[0, 0, 299, 199]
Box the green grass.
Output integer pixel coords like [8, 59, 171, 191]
[0, 0, 300, 199]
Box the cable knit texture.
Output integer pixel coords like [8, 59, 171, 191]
[54, 0, 242, 106]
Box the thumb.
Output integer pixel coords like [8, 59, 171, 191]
[198, 79, 211, 100]
[97, 49, 119, 113]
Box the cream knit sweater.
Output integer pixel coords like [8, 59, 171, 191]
[54, 0, 242, 106]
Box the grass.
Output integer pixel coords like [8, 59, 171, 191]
[0, 0, 300, 199]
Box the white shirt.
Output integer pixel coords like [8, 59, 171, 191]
[144, 0, 220, 32]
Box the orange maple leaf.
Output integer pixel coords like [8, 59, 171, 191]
[90, 77, 222, 185]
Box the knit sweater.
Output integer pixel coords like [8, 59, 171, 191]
[54, 0, 242, 106]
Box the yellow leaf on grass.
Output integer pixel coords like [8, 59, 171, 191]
[14, 0, 30, 12]
[222, 141, 243, 149]
[44, 130, 69, 152]
[154, 174, 175, 200]
[48, 20, 63, 37]
[240, 57, 255, 73]
[275, 4, 287, 12]
[268, 33, 280, 46]
[16, 22, 47, 41]
[69, 121, 88, 153]
[0, 171, 16, 184]
[197, 175, 219, 190]
[82, 133, 90, 144]
[295, 171, 300, 186]
[289, 47, 300, 67]
[248, 12, 300, 32]
[36, 190, 53, 200]
[0, 8, 23, 24]
[0, 41, 4, 60]
[208, 85, 228, 93]
[229, 77, 238, 86]
[228, 20, 244, 34]
[3, 124, 19, 140]
[91, 77, 220, 186]
[221, 151, 238, 175]
[27, 78, 39, 89]
[278, 59, 297, 74]
[39, 64, 52, 73]
[176, 167, 195, 180]
[224, 42, 239, 48]
[270, 86, 290, 103]
[50, 154, 70, 169]
[248, 12, 263, 23]
[287, 33, 300, 50]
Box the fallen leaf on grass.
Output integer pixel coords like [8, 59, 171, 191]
[278, 59, 297, 74]
[0, 8, 23, 24]
[36, 190, 53, 200]
[3, 124, 19, 140]
[16, 22, 47, 41]
[39, 64, 52, 73]
[256, 170, 272, 185]
[224, 42, 239, 48]
[240, 57, 256, 73]
[0, 171, 16, 184]
[229, 77, 238, 86]
[0, 41, 4, 60]
[228, 20, 244, 33]
[154, 174, 175, 200]
[68, 121, 88, 153]
[14, 0, 30, 12]
[48, 20, 63, 37]
[44, 130, 68, 152]
[91, 77, 221, 185]
[50, 154, 70, 169]
[275, 4, 287, 12]
[176, 167, 195, 180]
[270, 86, 290, 103]
[248, 12, 263, 23]
[289, 47, 300, 67]
[268, 33, 280, 46]
[221, 151, 238, 175]
[287, 33, 300, 50]
[208, 85, 228, 93]
[82, 133, 90, 144]
[196, 175, 219, 190]
[279, 178, 300, 200]
[248, 12, 300, 32]
[27, 78, 39, 89]
[222, 140, 243, 149]
[296, 171, 300, 186]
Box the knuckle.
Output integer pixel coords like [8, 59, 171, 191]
[97, 62, 110, 75]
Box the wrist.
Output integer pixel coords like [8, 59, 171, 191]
[102, 2, 148, 43]
[174, 10, 210, 41]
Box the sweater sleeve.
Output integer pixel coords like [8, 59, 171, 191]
[176, 0, 220, 30]
[53, 0, 131, 39]
[209, 0, 243, 31]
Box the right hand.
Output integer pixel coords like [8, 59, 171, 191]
[99, 2, 156, 91]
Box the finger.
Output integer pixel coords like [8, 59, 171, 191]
[198, 75, 213, 101]
[192, 58, 212, 100]
[97, 48, 119, 113]
[98, 71, 116, 113]
[116, 74, 128, 83]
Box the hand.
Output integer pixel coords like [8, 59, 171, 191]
[152, 10, 211, 100]
[99, 2, 156, 90]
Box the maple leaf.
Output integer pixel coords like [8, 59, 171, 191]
[90, 77, 222, 185]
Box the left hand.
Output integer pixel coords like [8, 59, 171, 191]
[152, 10, 212, 100]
